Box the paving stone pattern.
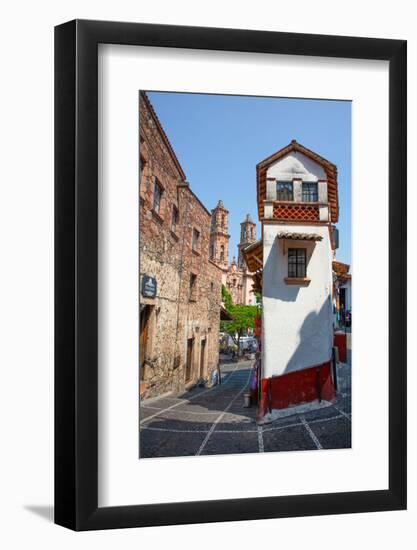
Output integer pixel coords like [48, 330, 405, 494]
[140, 357, 352, 458]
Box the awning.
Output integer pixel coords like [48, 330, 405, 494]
[241, 239, 263, 273]
[332, 260, 350, 275]
[333, 260, 351, 284]
[276, 231, 323, 242]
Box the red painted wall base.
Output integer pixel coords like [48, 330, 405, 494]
[258, 360, 335, 418]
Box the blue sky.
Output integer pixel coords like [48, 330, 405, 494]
[147, 91, 351, 266]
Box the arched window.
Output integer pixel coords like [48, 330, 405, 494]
[220, 245, 225, 263]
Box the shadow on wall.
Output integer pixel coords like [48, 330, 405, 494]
[261, 236, 331, 374]
[262, 238, 316, 302]
[284, 296, 333, 374]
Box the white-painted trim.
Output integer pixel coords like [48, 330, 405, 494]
[319, 204, 329, 221]
[264, 202, 273, 218]
[318, 180, 328, 203]
[293, 178, 302, 202]
[266, 179, 276, 200]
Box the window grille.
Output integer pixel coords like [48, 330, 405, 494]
[276, 182, 293, 201]
[288, 248, 307, 278]
[302, 182, 318, 202]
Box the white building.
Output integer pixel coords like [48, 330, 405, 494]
[333, 260, 352, 329]
[244, 140, 339, 417]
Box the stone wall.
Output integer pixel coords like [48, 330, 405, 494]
[139, 92, 222, 398]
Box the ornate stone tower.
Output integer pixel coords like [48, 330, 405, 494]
[209, 200, 230, 277]
[238, 214, 256, 270]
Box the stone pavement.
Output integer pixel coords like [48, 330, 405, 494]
[139, 357, 351, 458]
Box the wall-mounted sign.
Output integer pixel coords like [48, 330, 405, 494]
[141, 275, 157, 298]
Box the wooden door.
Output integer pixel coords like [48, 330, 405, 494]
[140, 306, 151, 377]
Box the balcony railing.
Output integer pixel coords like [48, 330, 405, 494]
[271, 201, 321, 222]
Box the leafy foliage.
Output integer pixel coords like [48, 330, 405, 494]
[221, 285, 258, 350]
[253, 291, 262, 306]
[221, 284, 233, 310]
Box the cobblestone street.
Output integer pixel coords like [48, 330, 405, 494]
[140, 349, 351, 458]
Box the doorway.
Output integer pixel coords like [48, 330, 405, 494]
[185, 338, 194, 382]
[199, 339, 206, 379]
[339, 287, 346, 325]
[140, 305, 152, 380]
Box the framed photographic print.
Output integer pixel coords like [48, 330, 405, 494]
[55, 20, 406, 530]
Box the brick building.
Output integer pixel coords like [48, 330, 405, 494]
[139, 92, 223, 399]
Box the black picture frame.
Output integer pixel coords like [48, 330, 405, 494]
[55, 19, 407, 531]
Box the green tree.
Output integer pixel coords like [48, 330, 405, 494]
[221, 285, 257, 353]
[253, 290, 262, 306]
[221, 284, 233, 311]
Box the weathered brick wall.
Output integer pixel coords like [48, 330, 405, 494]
[139, 92, 222, 398]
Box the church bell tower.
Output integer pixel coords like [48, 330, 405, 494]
[209, 200, 230, 274]
[238, 214, 256, 270]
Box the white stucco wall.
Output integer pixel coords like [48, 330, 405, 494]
[319, 204, 330, 221]
[267, 151, 327, 182]
[318, 180, 328, 202]
[262, 224, 334, 378]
